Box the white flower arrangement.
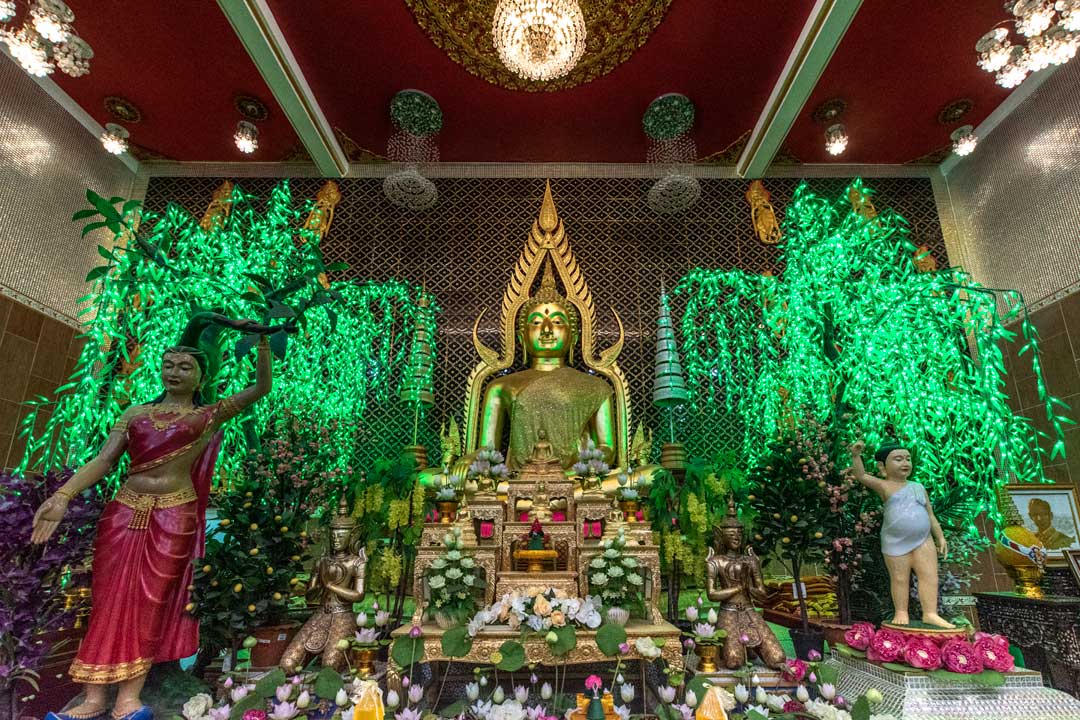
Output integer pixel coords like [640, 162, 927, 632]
[468, 447, 509, 491]
[572, 440, 610, 490]
[467, 587, 603, 637]
[425, 527, 479, 623]
[588, 528, 644, 611]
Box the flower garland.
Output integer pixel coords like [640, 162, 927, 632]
[642, 93, 695, 140]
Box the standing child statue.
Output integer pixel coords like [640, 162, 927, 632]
[850, 439, 954, 628]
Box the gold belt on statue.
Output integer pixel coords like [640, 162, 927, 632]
[114, 485, 197, 530]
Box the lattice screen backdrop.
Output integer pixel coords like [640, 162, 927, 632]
[143, 176, 948, 470]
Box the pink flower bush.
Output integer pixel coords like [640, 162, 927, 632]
[941, 639, 984, 674]
[867, 627, 906, 663]
[585, 674, 603, 694]
[782, 658, 808, 683]
[902, 636, 942, 670]
[974, 634, 1014, 672]
[242, 711, 267, 720]
[844, 621, 876, 651]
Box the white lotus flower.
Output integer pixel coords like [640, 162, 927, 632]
[734, 684, 749, 703]
[658, 686, 677, 704]
[707, 608, 718, 624]
[797, 685, 810, 703]
[514, 686, 528, 704]
[465, 682, 480, 701]
[620, 684, 635, 703]
[820, 683, 836, 700]
[541, 682, 553, 700]
[492, 686, 505, 704]
[385, 690, 399, 710]
[755, 686, 768, 705]
[335, 688, 349, 706]
[685, 689, 698, 708]
[295, 691, 310, 710]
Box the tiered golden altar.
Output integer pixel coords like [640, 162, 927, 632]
[392, 182, 681, 677]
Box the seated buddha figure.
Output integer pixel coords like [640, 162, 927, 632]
[476, 260, 616, 472]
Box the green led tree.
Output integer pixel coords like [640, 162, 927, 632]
[675, 180, 1070, 528]
[16, 182, 436, 492]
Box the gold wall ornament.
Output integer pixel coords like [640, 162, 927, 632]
[199, 180, 234, 232]
[745, 180, 782, 245]
[848, 185, 878, 220]
[301, 180, 342, 244]
[402, 0, 673, 91]
[465, 180, 630, 467]
[913, 244, 938, 272]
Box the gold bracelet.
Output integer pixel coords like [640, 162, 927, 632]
[54, 489, 73, 501]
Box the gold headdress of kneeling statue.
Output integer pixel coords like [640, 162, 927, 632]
[463, 181, 631, 470]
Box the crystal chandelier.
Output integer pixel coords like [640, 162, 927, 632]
[233, 121, 258, 154]
[0, 0, 92, 77]
[100, 123, 128, 155]
[492, 0, 586, 81]
[825, 124, 848, 156]
[950, 125, 978, 156]
[976, 1, 1079, 87]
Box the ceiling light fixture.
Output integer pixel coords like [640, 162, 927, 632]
[100, 123, 129, 155]
[233, 121, 258, 154]
[492, 0, 586, 81]
[950, 125, 978, 156]
[825, 124, 848, 156]
[0, 0, 91, 77]
[976, 1, 1079, 87]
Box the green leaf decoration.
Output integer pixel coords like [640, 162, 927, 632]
[835, 642, 866, 659]
[313, 665, 344, 700]
[269, 330, 289, 359]
[851, 696, 871, 720]
[392, 636, 426, 668]
[642, 93, 695, 140]
[72, 208, 97, 221]
[229, 693, 261, 720]
[549, 625, 577, 656]
[497, 640, 526, 672]
[81, 221, 108, 237]
[816, 663, 839, 686]
[440, 626, 472, 658]
[881, 662, 916, 673]
[596, 623, 627, 657]
[85, 266, 109, 282]
[86, 189, 121, 222]
[927, 669, 1005, 687]
[747, 710, 770, 720]
[438, 700, 466, 718]
[686, 676, 713, 709]
[254, 667, 286, 698]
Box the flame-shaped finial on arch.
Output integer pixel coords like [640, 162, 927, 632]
[539, 180, 559, 233]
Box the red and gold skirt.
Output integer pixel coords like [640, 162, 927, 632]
[69, 486, 199, 684]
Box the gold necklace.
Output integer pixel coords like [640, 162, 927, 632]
[146, 404, 199, 431]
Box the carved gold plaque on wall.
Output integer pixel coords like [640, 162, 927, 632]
[402, 0, 674, 91]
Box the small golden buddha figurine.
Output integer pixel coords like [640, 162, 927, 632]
[705, 497, 785, 670]
[474, 259, 616, 471]
[529, 481, 553, 523]
[280, 496, 367, 673]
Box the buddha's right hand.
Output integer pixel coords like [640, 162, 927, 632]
[31, 493, 69, 544]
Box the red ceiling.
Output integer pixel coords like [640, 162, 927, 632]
[786, 0, 1012, 164]
[50, 1, 298, 161]
[42, 1, 1023, 166]
[268, 0, 813, 163]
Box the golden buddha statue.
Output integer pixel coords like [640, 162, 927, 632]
[459, 181, 631, 478]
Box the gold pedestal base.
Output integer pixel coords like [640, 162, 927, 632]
[660, 442, 686, 470]
[514, 549, 558, 573]
[1005, 564, 1045, 598]
[404, 444, 428, 470]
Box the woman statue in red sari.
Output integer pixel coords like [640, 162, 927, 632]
[30, 314, 276, 720]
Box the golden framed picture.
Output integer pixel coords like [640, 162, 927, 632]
[1008, 483, 1080, 562]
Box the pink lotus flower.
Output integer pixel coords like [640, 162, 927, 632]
[941, 639, 984, 674]
[867, 628, 906, 663]
[844, 622, 876, 651]
[585, 674, 603, 697]
[974, 635, 1014, 672]
[902, 636, 942, 670]
[782, 700, 805, 713]
[242, 711, 267, 720]
[782, 658, 808, 683]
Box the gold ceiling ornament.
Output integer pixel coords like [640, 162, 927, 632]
[745, 180, 781, 245]
[492, 0, 586, 81]
[402, 0, 673, 91]
[465, 180, 630, 463]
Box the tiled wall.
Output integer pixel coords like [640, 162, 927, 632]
[0, 296, 83, 470]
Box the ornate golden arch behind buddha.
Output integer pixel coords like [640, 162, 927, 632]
[462, 181, 631, 470]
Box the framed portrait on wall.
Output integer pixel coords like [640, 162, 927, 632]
[1008, 483, 1080, 562]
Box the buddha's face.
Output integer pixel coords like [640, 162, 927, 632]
[717, 527, 743, 552]
[523, 302, 572, 359]
[330, 526, 352, 552]
[161, 352, 202, 396]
